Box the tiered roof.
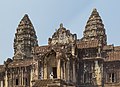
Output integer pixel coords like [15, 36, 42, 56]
[8, 59, 33, 68]
[14, 14, 38, 59]
[82, 8, 107, 45]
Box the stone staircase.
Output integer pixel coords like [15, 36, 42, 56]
[32, 79, 53, 87]
[32, 79, 75, 87]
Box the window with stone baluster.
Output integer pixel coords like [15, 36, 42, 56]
[107, 72, 117, 83]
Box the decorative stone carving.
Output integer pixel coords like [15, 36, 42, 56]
[48, 23, 77, 45]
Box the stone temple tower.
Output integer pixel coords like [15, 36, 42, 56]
[77, 8, 107, 87]
[82, 8, 107, 46]
[13, 14, 38, 60]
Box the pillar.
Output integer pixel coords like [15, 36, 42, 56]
[40, 64, 43, 80]
[66, 61, 70, 81]
[30, 66, 33, 87]
[1, 80, 3, 87]
[5, 71, 8, 87]
[63, 62, 66, 80]
[57, 59, 61, 79]
[73, 61, 76, 82]
[94, 60, 102, 85]
[21, 68, 23, 85]
[61, 62, 64, 79]
[60, 66, 62, 79]
[18, 68, 22, 86]
[44, 64, 47, 79]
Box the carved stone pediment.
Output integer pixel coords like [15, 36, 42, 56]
[43, 50, 57, 65]
[48, 23, 77, 45]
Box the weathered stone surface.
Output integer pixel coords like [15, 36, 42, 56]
[0, 8, 120, 87]
[14, 14, 38, 60]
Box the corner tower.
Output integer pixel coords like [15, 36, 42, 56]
[13, 14, 38, 60]
[82, 8, 107, 46]
[77, 9, 106, 87]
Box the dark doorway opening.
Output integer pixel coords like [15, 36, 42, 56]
[16, 79, 19, 85]
[25, 78, 28, 85]
[52, 67, 57, 78]
[112, 73, 115, 82]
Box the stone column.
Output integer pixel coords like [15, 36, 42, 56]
[57, 59, 61, 79]
[11, 70, 13, 87]
[10, 70, 12, 87]
[40, 65, 43, 79]
[0, 80, 3, 87]
[5, 71, 8, 87]
[61, 61, 65, 79]
[19, 68, 21, 86]
[64, 62, 66, 80]
[94, 60, 102, 85]
[44, 64, 47, 79]
[61, 62, 64, 79]
[0, 81, 1, 87]
[68, 61, 70, 81]
[66, 61, 70, 81]
[30, 66, 33, 87]
[21, 68, 23, 85]
[73, 61, 76, 82]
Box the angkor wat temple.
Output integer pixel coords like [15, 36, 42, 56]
[0, 8, 120, 87]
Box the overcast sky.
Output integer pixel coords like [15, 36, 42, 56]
[0, 0, 120, 64]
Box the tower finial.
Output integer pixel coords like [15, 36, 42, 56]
[18, 14, 33, 27]
[93, 8, 97, 11]
[60, 23, 63, 28]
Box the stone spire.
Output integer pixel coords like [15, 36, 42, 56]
[13, 14, 38, 60]
[82, 8, 107, 45]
